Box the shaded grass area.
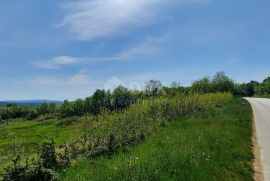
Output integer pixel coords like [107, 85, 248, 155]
[0, 120, 80, 171]
[253, 94, 270, 99]
[61, 98, 253, 181]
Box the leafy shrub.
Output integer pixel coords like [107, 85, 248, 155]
[40, 141, 57, 169]
[0, 140, 72, 181]
[191, 77, 212, 93]
[36, 113, 59, 122]
[0, 106, 38, 121]
[212, 72, 235, 93]
[1, 155, 59, 181]
[191, 72, 235, 94]
[0, 116, 4, 124]
[67, 93, 232, 160]
[57, 116, 79, 126]
[57, 144, 71, 169]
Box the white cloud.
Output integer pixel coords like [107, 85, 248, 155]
[69, 70, 90, 85]
[32, 36, 166, 69]
[52, 56, 79, 65]
[61, 0, 158, 40]
[32, 70, 91, 86]
[32, 56, 81, 69]
[60, 0, 210, 40]
[90, 35, 167, 61]
[116, 36, 167, 59]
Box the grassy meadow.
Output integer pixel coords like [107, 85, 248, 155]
[62, 98, 254, 181]
[0, 120, 81, 172]
[0, 93, 240, 180]
[0, 94, 254, 181]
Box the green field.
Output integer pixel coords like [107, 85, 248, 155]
[61, 98, 253, 181]
[0, 120, 81, 172]
[0, 96, 254, 180]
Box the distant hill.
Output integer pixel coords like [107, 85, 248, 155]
[0, 100, 63, 106]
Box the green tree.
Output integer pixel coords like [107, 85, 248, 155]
[83, 97, 92, 113]
[112, 85, 132, 109]
[60, 100, 71, 117]
[73, 99, 84, 116]
[145, 80, 163, 96]
[91, 89, 110, 115]
[38, 103, 50, 115]
[212, 72, 235, 93]
[191, 77, 212, 93]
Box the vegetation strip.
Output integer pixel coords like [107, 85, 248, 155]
[62, 98, 253, 180]
[1, 93, 232, 180]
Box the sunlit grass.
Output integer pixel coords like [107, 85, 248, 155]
[61, 98, 253, 181]
[0, 120, 81, 172]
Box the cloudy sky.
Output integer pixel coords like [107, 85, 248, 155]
[0, 0, 270, 100]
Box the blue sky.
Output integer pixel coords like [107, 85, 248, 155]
[0, 0, 270, 100]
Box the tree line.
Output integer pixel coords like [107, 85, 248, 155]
[0, 72, 269, 123]
[0, 83, 164, 123]
[190, 72, 270, 97]
[235, 77, 270, 97]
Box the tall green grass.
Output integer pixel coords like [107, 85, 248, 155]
[0, 93, 233, 179]
[62, 98, 253, 181]
[62, 93, 233, 160]
[0, 120, 80, 172]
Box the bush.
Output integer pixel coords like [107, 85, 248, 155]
[40, 141, 57, 169]
[57, 116, 79, 126]
[66, 93, 232, 160]
[0, 116, 4, 124]
[190, 72, 235, 94]
[1, 155, 58, 181]
[36, 113, 59, 122]
[0, 140, 69, 181]
[191, 77, 212, 93]
[212, 72, 235, 92]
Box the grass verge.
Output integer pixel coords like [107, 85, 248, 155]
[61, 98, 253, 181]
[253, 94, 270, 99]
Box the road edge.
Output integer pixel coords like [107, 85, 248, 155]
[252, 110, 264, 181]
